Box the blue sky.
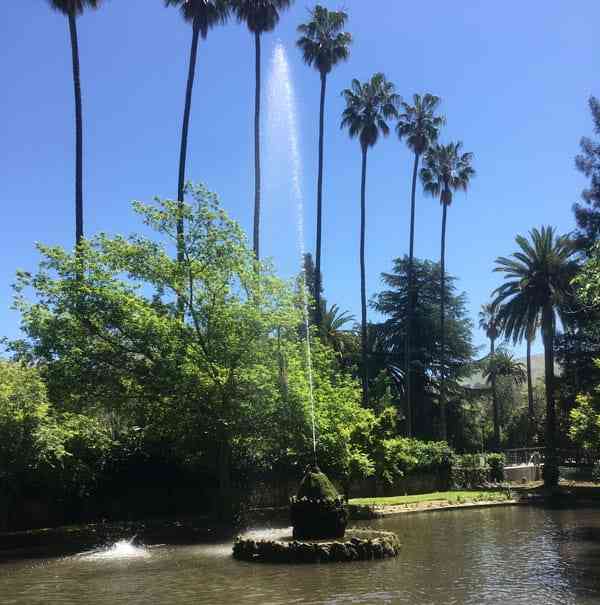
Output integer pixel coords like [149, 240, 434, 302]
[1, 1, 599, 357]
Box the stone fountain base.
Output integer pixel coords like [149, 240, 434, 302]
[232, 528, 400, 564]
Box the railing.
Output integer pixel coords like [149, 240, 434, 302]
[503, 447, 600, 468]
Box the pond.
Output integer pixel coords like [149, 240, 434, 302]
[1, 506, 600, 605]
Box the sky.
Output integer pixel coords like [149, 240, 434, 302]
[1, 1, 599, 358]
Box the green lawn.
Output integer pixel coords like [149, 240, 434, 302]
[349, 490, 510, 507]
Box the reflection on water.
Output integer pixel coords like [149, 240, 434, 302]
[2, 507, 600, 604]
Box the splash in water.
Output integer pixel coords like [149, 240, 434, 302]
[80, 537, 149, 560]
[266, 42, 317, 464]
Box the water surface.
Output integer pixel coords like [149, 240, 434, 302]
[2, 506, 600, 605]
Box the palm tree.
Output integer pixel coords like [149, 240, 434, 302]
[341, 73, 400, 405]
[493, 226, 577, 487]
[297, 6, 352, 321]
[231, 0, 293, 260]
[166, 0, 230, 265]
[396, 94, 444, 436]
[48, 0, 102, 247]
[479, 303, 501, 449]
[483, 349, 527, 386]
[319, 300, 355, 357]
[496, 306, 540, 445]
[421, 141, 475, 439]
[482, 348, 526, 446]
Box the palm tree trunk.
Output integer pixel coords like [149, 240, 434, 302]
[68, 13, 83, 247]
[542, 305, 558, 488]
[439, 202, 448, 440]
[491, 337, 500, 450]
[177, 19, 201, 266]
[360, 147, 369, 407]
[314, 72, 327, 325]
[253, 31, 262, 260]
[404, 151, 420, 437]
[526, 335, 535, 445]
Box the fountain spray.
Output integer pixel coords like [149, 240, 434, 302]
[266, 42, 317, 465]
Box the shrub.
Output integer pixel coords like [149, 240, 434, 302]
[486, 453, 505, 483]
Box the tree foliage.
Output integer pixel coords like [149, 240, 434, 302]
[574, 97, 600, 250]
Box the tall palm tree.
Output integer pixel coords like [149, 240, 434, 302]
[166, 0, 230, 265]
[493, 226, 577, 487]
[297, 6, 352, 321]
[396, 93, 444, 436]
[48, 0, 102, 247]
[479, 303, 501, 449]
[231, 0, 293, 260]
[341, 73, 400, 406]
[421, 141, 475, 439]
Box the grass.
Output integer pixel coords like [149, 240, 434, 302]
[349, 490, 511, 507]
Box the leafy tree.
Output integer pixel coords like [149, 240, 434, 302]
[421, 142, 475, 439]
[165, 0, 230, 265]
[573, 97, 600, 250]
[341, 73, 400, 406]
[396, 94, 445, 436]
[479, 303, 501, 449]
[372, 256, 476, 441]
[231, 0, 293, 259]
[494, 226, 578, 487]
[0, 361, 112, 528]
[569, 373, 600, 451]
[297, 5, 352, 319]
[48, 0, 102, 247]
[11, 184, 378, 513]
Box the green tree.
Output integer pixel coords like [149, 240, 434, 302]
[48, 0, 102, 247]
[372, 257, 476, 441]
[493, 226, 577, 487]
[166, 0, 230, 266]
[341, 73, 400, 406]
[420, 142, 475, 439]
[297, 5, 352, 320]
[574, 96, 600, 250]
[231, 0, 293, 260]
[396, 94, 444, 436]
[479, 303, 501, 449]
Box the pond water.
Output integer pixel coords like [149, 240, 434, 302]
[2, 506, 600, 605]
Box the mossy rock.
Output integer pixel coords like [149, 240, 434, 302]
[290, 465, 347, 540]
[296, 466, 339, 501]
[232, 528, 401, 564]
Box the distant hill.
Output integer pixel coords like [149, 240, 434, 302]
[464, 353, 551, 389]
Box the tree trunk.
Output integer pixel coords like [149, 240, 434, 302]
[253, 31, 262, 260]
[404, 151, 420, 437]
[314, 72, 327, 325]
[491, 337, 500, 450]
[439, 202, 448, 440]
[360, 147, 369, 407]
[68, 14, 83, 248]
[542, 304, 558, 488]
[177, 19, 201, 266]
[526, 335, 535, 445]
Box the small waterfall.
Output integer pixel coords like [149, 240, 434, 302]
[266, 42, 317, 464]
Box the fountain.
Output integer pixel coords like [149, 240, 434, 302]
[232, 44, 399, 564]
